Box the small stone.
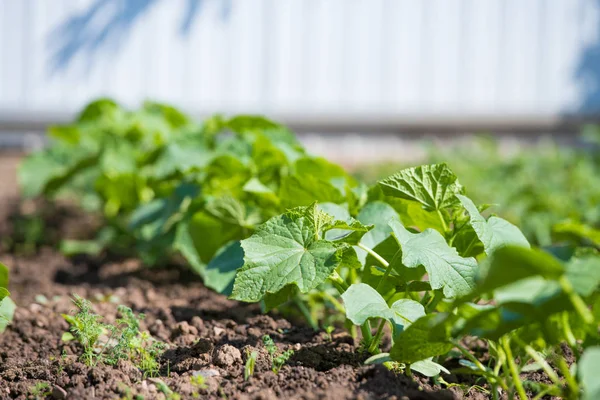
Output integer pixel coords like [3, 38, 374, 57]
[247, 327, 261, 338]
[191, 316, 205, 331]
[214, 344, 242, 368]
[174, 321, 198, 336]
[193, 369, 220, 378]
[213, 326, 225, 337]
[51, 385, 67, 399]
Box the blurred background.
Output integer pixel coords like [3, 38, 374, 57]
[2, 0, 600, 161]
[1, 0, 600, 250]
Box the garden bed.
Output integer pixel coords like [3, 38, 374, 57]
[0, 156, 469, 400]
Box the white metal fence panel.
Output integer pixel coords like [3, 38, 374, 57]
[0, 0, 599, 125]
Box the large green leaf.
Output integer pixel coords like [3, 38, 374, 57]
[457, 195, 529, 255]
[230, 204, 342, 302]
[341, 283, 424, 334]
[553, 221, 600, 248]
[173, 221, 206, 276]
[378, 164, 464, 211]
[0, 262, 8, 289]
[129, 183, 199, 240]
[279, 175, 345, 209]
[390, 220, 477, 298]
[565, 253, 600, 297]
[579, 346, 600, 400]
[476, 246, 565, 294]
[203, 241, 244, 295]
[390, 314, 453, 363]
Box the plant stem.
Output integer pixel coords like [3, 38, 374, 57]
[320, 291, 346, 314]
[367, 319, 387, 354]
[360, 322, 373, 343]
[357, 243, 389, 269]
[559, 275, 594, 325]
[501, 337, 528, 400]
[329, 271, 372, 344]
[560, 312, 582, 360]
[513, 337, 560, 385]
[436, 209, 448, 233]
[293, 297, 318, 331]
[425, 290, 444, 313]
[555, 354, 579, 399]
[329, 271, 349, 292]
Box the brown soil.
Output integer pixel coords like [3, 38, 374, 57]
[0, 154, 480, 400]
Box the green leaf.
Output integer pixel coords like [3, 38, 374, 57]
[279, 175, 345, 209]
[411, 358, 450, 377]
[151, 136, 212, 178]
[578, 346, 600, 400]
[358, 201, 399, 244]
[341, 283, 425, 334]
[378, 164, 464, 211]
[553, 221, 600, 247]
[203, 241, 244, 295]
[186, 211, 243, 264]
[565, 253, 600, 297]
[173, 221, 206, 276]
[390, 220, 477, 298]
[457, 195, 529, 255]
[226, 115, 282, 133]
[0, 262, 8, 289]
[243, 178, 280, 206]
[390, 314, 453, 363]
[230, 204, 341, 302]
[0, 287, 8, 302]
[0, 295, 16, 333]
[476, 246, 565, 294]
[263, 284, 298, 312]
[129, 183, 199, 240]
[364, 353, 392, 365]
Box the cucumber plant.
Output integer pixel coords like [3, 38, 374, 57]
[230, 163, 600, 398]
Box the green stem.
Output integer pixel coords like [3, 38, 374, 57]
[357, 243, 389, 268]
[436, 209, 448, 233]
[293, 297, 318, 331]
[367, 319, 387, 354]
[559, 275, 594, 325]
[454, 341, 490, 375]
[329, 271, 349, 292]
[320, 291, 346, 314]
[329, 271, 372, 343]
[560, 312, 582, 361]
[405, 363, 413, 378]
[555, 354, 579, 399]
[501, 337, 528, 400]
[360, 322, 373, 343]
[513, 337, 560, 385]
[425, 290, 444, 313]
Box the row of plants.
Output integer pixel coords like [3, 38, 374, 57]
[355, 131, 600, 249]
[17, 99, 600, 398]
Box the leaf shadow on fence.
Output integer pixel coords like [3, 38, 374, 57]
[575, 0, 600, 116]
[47, 0, 231, 73]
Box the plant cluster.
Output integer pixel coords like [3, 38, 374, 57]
[62, 295, 166, 376]
[0, 262, 15, 333]
[262, 335, 294, 373]
[20, 100, 600, 397]
[229, 163, 600, 399]
[355, 131, 600, 249]
[19, 100, 362, 299]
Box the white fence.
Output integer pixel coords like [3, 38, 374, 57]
[1, 0, 600, 130]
